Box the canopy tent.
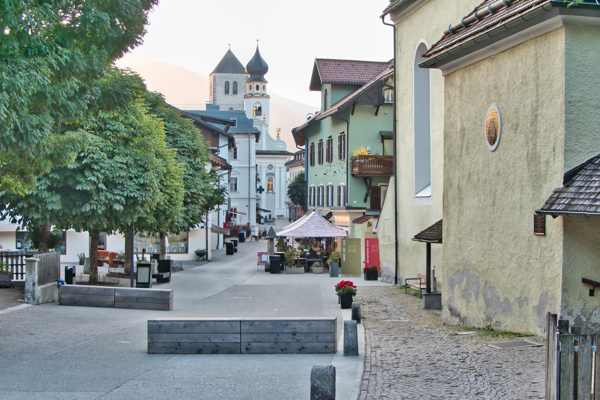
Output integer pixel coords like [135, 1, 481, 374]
[276, 211, 348, 238]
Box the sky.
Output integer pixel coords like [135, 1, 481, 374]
[117, 0, 394, 107]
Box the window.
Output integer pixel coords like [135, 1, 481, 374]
[414, 42, 431, 196]
[317, 185, 324, 207]
[337, 184, 346, 207]
[254, 104, 262, 117]
[327, 184, 333, 207]
[224, 81, 230, 95]
[318, 140, 323, 165]
[233, 82, 238, 95]
[326, 137, 333, 163]
[16, 231, 66, 254]
[338, 133, 345, 160]
[267, 176, 274, 193]
[135, 232, 188, 254]
[233, 146, 238, 160]
[255, 84, 260, 91]
[370, 186, 381, 210]
[248, 84, 252, 93]
[230, 177, 238, 192]
[324, 89, 328, 111]
[309, 143, 315, 167]
[309, 185, 315, 207]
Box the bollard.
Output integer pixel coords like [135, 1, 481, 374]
[310, 364, 335, 400]
[351, 302, 361, 323]
[343, 320, 358, 356]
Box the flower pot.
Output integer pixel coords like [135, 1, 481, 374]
[0, 271, 12, 288]
[312, 266, 324, 274]
[365, 270, 378, 281]
[287, 267, 304, 274]
[340, 293, 353, 309]
[329, 261, 339, 277]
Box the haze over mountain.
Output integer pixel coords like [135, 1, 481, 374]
[115, 58, 318, 150]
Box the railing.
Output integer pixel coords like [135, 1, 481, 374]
[351, 155, 393, 176]
[546, 312, 598, 399]
[0, 251, 33, 281]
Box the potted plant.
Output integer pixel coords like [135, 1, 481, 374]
[77, 253, 86, 266]
[0, 259, 11, 288]
[364, 266, 378, 281]
[327, 251, 341, 277]
[312, 261, 324, 274]
[285, 247, 304, 274]
[335, 280, 357, 309]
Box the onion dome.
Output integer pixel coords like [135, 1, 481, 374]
[246, 45, 269, 82]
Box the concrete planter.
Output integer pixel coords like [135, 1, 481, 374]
[287, 267, 305, 274]
[312, 266, 324, 274]
[0, 271, 12, 288]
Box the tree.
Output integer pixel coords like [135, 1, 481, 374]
[137, 95, 226, 258]
[2, 69, 169, 283]
[288, 174, 307, 212]
[0, 0, 158, 195]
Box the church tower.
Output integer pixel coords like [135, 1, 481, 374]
[244, 43, 270, 137]
[209, 47, 247, 110]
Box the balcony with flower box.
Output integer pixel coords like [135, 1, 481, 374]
[351, 155, 393, 177]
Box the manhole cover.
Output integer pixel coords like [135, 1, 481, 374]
[488, 340, 542, 349]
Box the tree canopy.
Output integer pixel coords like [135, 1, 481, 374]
[287, 173, 306, 212]
[0, 0, 158, 195]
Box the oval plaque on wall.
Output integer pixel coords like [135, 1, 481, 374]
[485, 104, 502, 151]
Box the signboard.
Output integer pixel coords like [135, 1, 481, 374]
[341, 238, 361, 275]
[365, 238, 380, 273]
[257, 251, 268, 271]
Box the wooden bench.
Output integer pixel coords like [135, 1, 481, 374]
[147, 317, 337, 355]
[59, 285, 173, 311]
[405, 273, 428, 298]
[97, 250, 118, 267]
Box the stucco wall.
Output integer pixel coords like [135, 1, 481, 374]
[390, 0, 481, 287]
[442, 29, 566, 335]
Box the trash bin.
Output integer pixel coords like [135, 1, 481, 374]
[65, 266, 75, 284]
[231, 239, 238, 253]
[238, 231, 246, 243]
[225, 242, 234, 255]
[269, 255, 281, 274]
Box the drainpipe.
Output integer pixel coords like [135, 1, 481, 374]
[381, 13, 399, 286]
[248, 133, 252, 225]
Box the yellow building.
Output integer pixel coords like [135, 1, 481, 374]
[418, 0, 600, 335]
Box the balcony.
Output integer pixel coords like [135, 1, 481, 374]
[351, 155, 393, 177]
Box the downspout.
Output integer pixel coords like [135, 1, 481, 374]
[382, 13, 399, 285]
[248, 133, 252, 225]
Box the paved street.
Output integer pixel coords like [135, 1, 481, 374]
[0, 237, 368, 400]
[0, 233, 546, 400]
[356, 286, 546, 400]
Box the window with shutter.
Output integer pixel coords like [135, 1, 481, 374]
[318, 140, 323, 165]
[310, 143, 315, 167]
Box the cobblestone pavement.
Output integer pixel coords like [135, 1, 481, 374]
[356, 286, 546, 400]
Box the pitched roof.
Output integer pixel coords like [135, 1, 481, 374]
[186, 110, 261, 141]
[412, 220, 443, 243]
[538, 154, 600, 216]
[212, 48, 247, 75]
[309, 59, 390, 91]
[420, 0, 600, 69]
[293, 63, 393, 146]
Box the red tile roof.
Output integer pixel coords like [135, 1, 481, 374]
[310, 59, 390, 91]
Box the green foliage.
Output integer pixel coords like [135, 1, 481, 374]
[328, 251, 341, 263]
[287, 173, 306, 212]
[0, 0, 158, 194]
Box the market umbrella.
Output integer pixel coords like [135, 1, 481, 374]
[276, 211, 347, 238]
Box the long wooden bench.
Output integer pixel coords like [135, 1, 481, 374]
[147, 317, 337, 354]
[59, 285, 173, 311]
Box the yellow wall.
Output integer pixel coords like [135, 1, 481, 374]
[442, 29, 567, 335]
[387, 0, 482, 289]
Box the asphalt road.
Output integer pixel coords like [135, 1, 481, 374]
[0, 239, 382, 400]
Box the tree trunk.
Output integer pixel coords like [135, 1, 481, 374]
[38, 225, 50, 252]
[89, 231, 99, 284]
[124, 230, 132, 274]
[159, 232, 167, 259]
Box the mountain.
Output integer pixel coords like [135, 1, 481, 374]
[114, 58, 316, 150]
